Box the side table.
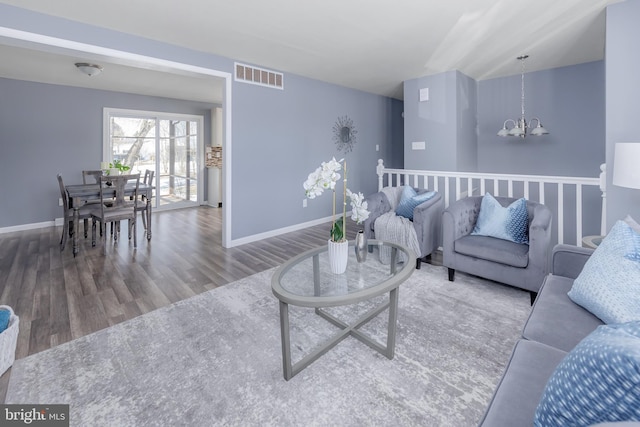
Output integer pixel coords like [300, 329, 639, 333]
[582, 235, 604, 249]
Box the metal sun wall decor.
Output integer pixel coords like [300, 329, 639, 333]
[333, 116, 358, 153]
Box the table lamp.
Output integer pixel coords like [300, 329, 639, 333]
[613, 143, 640, 190]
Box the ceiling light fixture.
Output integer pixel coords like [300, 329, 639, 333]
[497, 55, 549, 139]
[75, 62, 103, 77]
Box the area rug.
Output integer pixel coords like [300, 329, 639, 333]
[6, 263, 531, 426]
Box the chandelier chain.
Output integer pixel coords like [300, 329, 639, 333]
[520, 57, 526, 120]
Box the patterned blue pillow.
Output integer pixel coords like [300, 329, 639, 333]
[568, 220, 640, 324]
[471, 193, 529, 244]
[0, 309, 10, 333]
[534, 321, 640, 426]
[395, 186, 436, 221]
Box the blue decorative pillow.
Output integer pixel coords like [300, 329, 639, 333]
[568, 220, 640, 324]
[471, 193, 529, 244]
[0, 309, 10, 334]
[534, 321, 640, 426]
[395, 186, 436, 221]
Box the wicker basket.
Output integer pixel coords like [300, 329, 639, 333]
[0, 305, 19, 376]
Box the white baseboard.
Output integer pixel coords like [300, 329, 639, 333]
[0, 220, 56, 234]
[1, 214, 344, 249]
[229, 215, 336, 247]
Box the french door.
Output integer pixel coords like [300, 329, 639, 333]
[104, 108, 203, 210]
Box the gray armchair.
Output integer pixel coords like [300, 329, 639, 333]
[442, 196, 552, 302]
[364, 186, 443, 269]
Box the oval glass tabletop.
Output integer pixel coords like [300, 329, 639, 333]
[271, 239, 415, 307]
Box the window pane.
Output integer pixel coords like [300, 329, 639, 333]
[107, 111, 200, 209]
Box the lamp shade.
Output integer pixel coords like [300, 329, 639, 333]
[613, 143, 640, 189]
[531, 123, 549, 136]
[509, 127, 524, 137]
[497, 127, 510, 137]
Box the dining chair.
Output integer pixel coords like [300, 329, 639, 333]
[90, 173, 140, 255]
[82, 169, 112, 237]
[82, 170, 104, 184]
[136, 169, 154, 236]
[57, 174, 94, 251]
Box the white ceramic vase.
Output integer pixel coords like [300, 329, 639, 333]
[327, 239, 349, 274]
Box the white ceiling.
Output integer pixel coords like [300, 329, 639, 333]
[0, 0, 622, 101]
[0, 42, 225, 103]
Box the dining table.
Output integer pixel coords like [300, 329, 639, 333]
[65, 182, 154, 256]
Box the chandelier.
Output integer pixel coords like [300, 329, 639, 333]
[497, 55, 549, 139]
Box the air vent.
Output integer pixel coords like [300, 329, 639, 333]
[235, 62, 283, 90]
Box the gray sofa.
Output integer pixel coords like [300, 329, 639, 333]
[363, 187, 443, 269]
[442, 196, 552, 302]
[480, 244, 604, 426]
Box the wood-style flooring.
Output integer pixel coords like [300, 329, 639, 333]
[0, 207, 374, 401]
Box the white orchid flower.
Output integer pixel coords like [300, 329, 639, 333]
[304, 158, 370, 240]
[347, 189, 370, 224]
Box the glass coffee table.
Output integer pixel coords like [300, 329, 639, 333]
[271, 240, 415, 380]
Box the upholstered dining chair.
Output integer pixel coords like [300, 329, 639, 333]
[90, 173, 140, 255]
[57, 174, 94, 251]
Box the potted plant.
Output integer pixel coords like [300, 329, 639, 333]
[107, 160, 131, 176]
[304, 158, 369, 273]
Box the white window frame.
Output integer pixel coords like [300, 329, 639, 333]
[103, 107, 205, 210]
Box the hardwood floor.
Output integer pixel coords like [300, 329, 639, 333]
[0, 206, 366, 400]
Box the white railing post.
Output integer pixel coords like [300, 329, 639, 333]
[577, 185, 583, 244]
[444, 178, 450, 208]
[558, 184, 564, 244]
[599, 163, 606, 236]
[376, 159, 385, 191]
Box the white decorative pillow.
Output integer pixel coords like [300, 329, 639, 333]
[471, 193, 529, 244]
[568, 220, 640, 324]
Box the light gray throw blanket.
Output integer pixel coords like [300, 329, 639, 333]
[380, 186, 403, 211]
[374, 211, 420, 265]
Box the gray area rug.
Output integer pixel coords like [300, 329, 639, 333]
[6, 263, 530, 426]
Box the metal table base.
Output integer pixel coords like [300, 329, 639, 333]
[279, 287, 399, 381]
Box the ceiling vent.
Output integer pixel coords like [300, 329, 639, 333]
[235, 62, 283, 90]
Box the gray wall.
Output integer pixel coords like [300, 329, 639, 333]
[231, 74, 403, 238]
[403, 60, 606, 241]
[0, 77, 214, 227]
[402, 60, 606, 178]
[403, 71, 458, 171]
[478, 60, 606, 241]
[0, 4, 404, 241]
[456, 71, 478, 172]
[478, 61, 605, 177]
[606, 0, 640, 228]
[403, 70, 478, 172]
